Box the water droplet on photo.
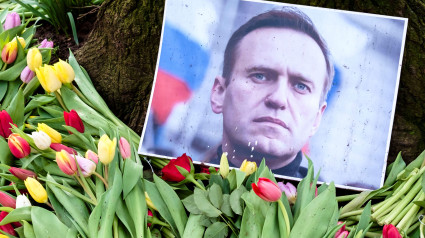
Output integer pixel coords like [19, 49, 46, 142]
[250, 155, 253, 158]
[255, 141, 258, 145]
[233, 150, 235, 153]
[251, 147, 254, 151]
[248, 142, 251, 146]
[234, 127, 238, 131]
[224, 143, 228, 147]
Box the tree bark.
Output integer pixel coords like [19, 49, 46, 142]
[76, 0, 424, 163]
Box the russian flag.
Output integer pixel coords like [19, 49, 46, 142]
[151, 23, 210, 125]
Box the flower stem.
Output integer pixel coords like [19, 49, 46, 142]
[278, 199, 291, 237]
[93, 171, 109, 189]
[75, 176, 97, 204]
[397, 192, 425, 232]
[113, 216, 118, 238]
[54, 91, 68, 111]
[186, 174, 205, 191]
[340, 209, 364, 219]
[1, 63, 7, 71]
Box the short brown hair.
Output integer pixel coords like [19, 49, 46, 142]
[222, 7, 334, 103]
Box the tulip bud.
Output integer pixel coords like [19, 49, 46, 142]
[85, 150, 99, 164]
[147, 210, 153, 227]
[15, 195, 31, 208]
[0, 211, 16, 236]
[27, 48, 42, 71]
[145, 192, 157, 211]
[240, 159, 257, 176]
[76, 156, 96, 177]
[9, 167, 37, 180]
[53, 59, 75, 84]
[3, 12, 20, 30]
[382, 224, 402, 238]
[98, 134, 116, 165]
[119, 137, 131, 159]
[63, 109, 84, 133]
[0, 191, 16, 208]
[219, 152, 229, 178]
[8, 133, 30, 158]
[1, 41, 17, 64]
[278, 182, 297, 205]
[0, 110, 14, 138]
[37, 123, 61, 143]
[31, 131, 51, 150]
[335, 231, 349, 238]
[50, 143, 77, 155]
[39, 39, 53, 49]
[20, 66, 35, 83]
[35, 65, 62, 93]
[56, 150, 78, 175]
[252, 177, 282, 202]
[24, 177, 48, 203]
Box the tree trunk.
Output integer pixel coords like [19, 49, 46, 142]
[76, 0, 424, 163]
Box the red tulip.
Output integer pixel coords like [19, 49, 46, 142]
[50, 143, 77, 155]
[0, 110, 14, 138]
[64, 110, 84, 133]
[9, 167, 37, 181]
[147, 210, 153, 227]
[0, 191, 16, 208]
[200, 164, 218, 174]
[56, 150, 78, 176]
[252, 178, 282, 202]
[383, 224, 402, 238]
[0, 211, 16, 236]
[334, 222, 348, 238]
[161, 153, 192, 182]
[8, 133, 30, 158]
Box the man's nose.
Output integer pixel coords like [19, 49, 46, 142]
[264, 79, 288, 110]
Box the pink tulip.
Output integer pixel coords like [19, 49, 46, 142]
[148, 210, 153, 227]
[3, 12, 20, 31]
[76, 156, 96, 177]
[335, 231, 349, 238]
[119, 137, 131, 159]
[252, 178, 282, 202]
[8, 133, 30, 158]
[0, 211, 16, 235]
[56, 150, 78, 175]
[334, 222, 347, 238]
[278, 182, 297, 205]
[85, 150, 99, 164]
[50, 143, 77, 155]
[39, 39, 54, 49]
[20, 66, 35, 83]
[0, 191, 16, 208]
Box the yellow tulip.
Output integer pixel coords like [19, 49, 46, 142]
[98, 134, 116, 165]
[145, 192, 157, 211]
[240, 159, 257, 176]
[219, 152, 229, 178]
[24, 177, 48, 203]
[54, 59, 75, 84]
[36, 64, 62, 93]
[27, 48, 42, 71]
[14, 36, 26, 48]
[38, 123, 62, 143]
[0, 234, 9, 238]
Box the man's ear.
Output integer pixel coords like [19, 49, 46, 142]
[310, 102, 327, 136]
[211, 76, 226, 114]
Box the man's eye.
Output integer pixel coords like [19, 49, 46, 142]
[294, 83, 309, 93]
[251, 73, 266, 81]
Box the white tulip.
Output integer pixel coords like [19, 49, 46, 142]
[31, 131, 51, 150]
[16, 194, 31, 208]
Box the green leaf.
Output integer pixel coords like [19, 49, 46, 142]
[23, 220, 36, 238]
[98, 168, 123, 238]
[67, 12, 79, 45]
[261, 202, 280, 238]
[0, 81, 7, 102]
[289, 183, 338, 238]
[340, 186, 392, 215]
[0, 207, 31, 225]
[45, 175, 89, 236]
[182, 214, 206, 238]
[194, 187, 222, 218]
[204, 222, 228, 238]
[1, 80, 20, 110]
[398, 150, 425, 180]
[221, 194, 234, 217]
[209, 183, 223, 209]
[124, 181, 147, 238]
[353, 201, 371, 237]
[0, 58, 26, 81]
[88, 191, 107, 238]
[235, 170, 247, 189]
[239, 190, 269, 237]
[182, 194, 202, 214]
[46, 185, 74, 229]
[154, 174, 188, 237]
[0, 137, 13, 166]
[145, 180, 179, 236]
[5, 87, 24, 127]
[31, 206, 77, 238]
[24, 94, 55, 113]
[122, 159, 143, 199]
[292, 158, 316, 221]
[115, 198, 136, 238]
[230, 186, 247, 215]
[384, 152, 406, 187]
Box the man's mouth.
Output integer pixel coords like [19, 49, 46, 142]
[253, 117, 289, 130]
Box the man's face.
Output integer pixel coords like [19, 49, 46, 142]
[211, 27, 328, 164]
